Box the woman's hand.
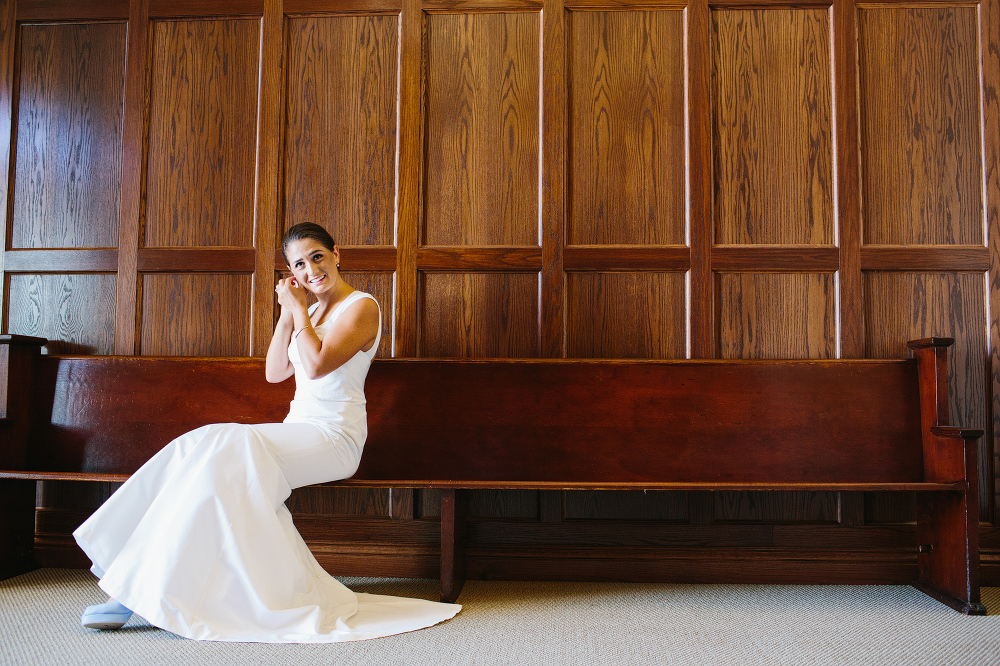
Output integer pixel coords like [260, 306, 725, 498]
[275, 277, 308, 316]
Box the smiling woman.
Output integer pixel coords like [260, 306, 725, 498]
[71, 222, 461, 642]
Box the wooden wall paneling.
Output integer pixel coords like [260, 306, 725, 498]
[144, 17, 260, 247]
[283, 14, 398, 246]
[423, 11, 540, 246]
[139, 273, 252, 356]
[394, 0, 423, 357]
[863, 271, 989, 521]
[16, 0, 129, 21]
[857, 6, 983, 245]
[0, 0, 15, 318]
[688, 0, 713, 359]
[567, 9, 685, 245]
[714, 491, 839, 523]
[11, 22, 126, 249]
[339, 271, 394, 358]
[717, 271, 837, 522]
[7, 273, 115, 353]
[539, 0, 565, 358]
[113, 0, 150, 355]
[984, 0, 1000, 525]
[565, 271, 686, 359]
[717, 272, 837, 360]
[287, 485, 391, 517]
[251, 0, 282, 357]
[468, 489, 538, 519]
[712, 8, 834, 245]
[563, 490, 688, 521]
[419, 272, 538, 357]
[833, 0, 863, 358]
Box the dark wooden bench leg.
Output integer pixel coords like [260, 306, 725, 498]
[440, 488, 466, 603]
[913, 489, 984, 615]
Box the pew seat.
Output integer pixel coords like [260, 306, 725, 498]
[0, 334, 985, 614]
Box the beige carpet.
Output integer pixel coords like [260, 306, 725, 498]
[2, 569, 998, 665]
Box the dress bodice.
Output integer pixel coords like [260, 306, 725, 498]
[284, 291, 381, 449]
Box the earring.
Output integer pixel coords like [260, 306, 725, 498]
[336, 263, 341, 270]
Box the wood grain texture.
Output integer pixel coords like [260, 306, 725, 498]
[860, 245, 989, 272]
[832, 0, 864, 359]
[416, 246, 541, 271]
[717, 272, 837, 360]
[983, 0, 1000, 525]
[339, 271, 393, 357]
[144, 18, 260, 247]
[283, 15, 398, 246]
[148, 0, 263, 17]
[287, 486, 391, 517]
[568, 9, 685, 245]
[857, 7, 983, 245]
[540, 0, 567, 358]
[16, 0, 129, 20]
[251, 0, 282, 357]
[424, 12, 540, 246]
[688, 0, 714, 358]
[714, 490, 839, 523]
[393, 0, 422, 356]
[3, 249, 118, 272]
[7, 273, 115, 354]
[12, 22, 126, 249]
[712, 8, 834, 245]
[717, 271, 837, 524]
[139, 273, 251, 356]
[420, 272, 538, 357]
[711, 245, 838, 272]
[563, 245, 689, 271]
[564, 490, 687, 521]
[863, 271, 989, 521]
[113, 0, 149, 354]
[565, 272, 686, 359]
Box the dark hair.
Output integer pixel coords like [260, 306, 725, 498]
[281, 223, 337, 264]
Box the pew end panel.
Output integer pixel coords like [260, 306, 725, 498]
[0, 335, 48, 579]
[908, 338, 985, 615]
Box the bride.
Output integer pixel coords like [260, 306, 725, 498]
[73, 222, 460, 642]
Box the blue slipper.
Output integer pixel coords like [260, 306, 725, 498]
[81, 600, 133, 630]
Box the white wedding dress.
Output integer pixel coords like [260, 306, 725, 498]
[73, 291, 461, 642]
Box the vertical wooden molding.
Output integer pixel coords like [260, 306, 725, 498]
[114, 0, 150, 355]
[540, 0, 566, 359]
[982, 0, 1000, 525]
[0, 0, 15, 325]
[252, 0, 282, 357]
[832, 0, 863, 359]
[396, 0, 422, 358]
[688, 0, 714, 359]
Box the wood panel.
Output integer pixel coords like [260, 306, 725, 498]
[717, 272, 837, 360]
[7, 273, 115, 353]
[283, 15, 398, 246]
[568, 9, 685, 245]
[712, 8, 834, 245]
[863, 271, 989, 521]
[12, 22, 126, 249]
[857, 7, 983, 245]
[287, 485, 390, 517]
[144, 18, 260, 247]
[565, 272, 686, 359]
[424, 12, 540, 246]
[339, 271, 394, 358]
[717, 271, 837, 523]
[714, 491, 839, 523]
[419, 272, 538, 357]
[564, 490, 687, 521]
[139, 273, 251, 356]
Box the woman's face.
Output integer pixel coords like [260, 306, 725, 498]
[285, 238, 339, 294]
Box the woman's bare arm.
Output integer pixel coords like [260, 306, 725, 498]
[291, 298, 379, 380]
[264, 289, 296, 383]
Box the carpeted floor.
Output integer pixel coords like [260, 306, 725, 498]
[1, 569, 998, 665]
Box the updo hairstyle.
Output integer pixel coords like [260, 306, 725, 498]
[281, 222, 337, 264]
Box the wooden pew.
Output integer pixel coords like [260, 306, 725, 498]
[0, 334, 985, 614]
